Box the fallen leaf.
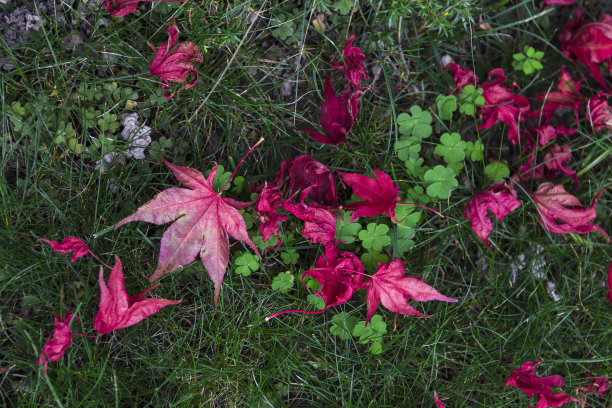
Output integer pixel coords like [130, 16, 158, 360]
[443, 62, 479, 92]
[463, 181, 522, 248]
[279, 155, 337, 206]
[94, 256, 181, 335]
[587, 91, 612, 132]
[38, 314, 75, 374]
[543, 144, 578, 187]
[361, 259, 457, 326]
[577, 373, 610, 397]
[104, 0, 183, 17]
[541, 0, 575, 10]
[39, 237, 89, 262]
[149, 25, 202, 100]
[532, 182, 609, 241]
[560, 8, 612, 90]
[283, 188, 336, 245]
[116, 160, 259, 304]
[251, 181, 286, 245]
[339, 169, 400, 222]
[530, 66, 584, 124]
[607, 261, 612, 304]
[332, 33, 368, 87]
[434, 392, 446, 408]
[505, 358, 581, 408]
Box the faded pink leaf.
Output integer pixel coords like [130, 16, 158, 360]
[39, 237, 89, 262]
[463, 181, 522, 248]
[115, 160, 259, 304]
[94, 256, 181, 335]
[543, 144, 578, 187]
[38, 314, 76, 374]
[577, 373, 610, 397]
[284, 188, 336, 245]
[443, 62, 479, 92]
[251, 181, 287, 246]
[587, 91, 612, 132]
[104, 0, 182, 18]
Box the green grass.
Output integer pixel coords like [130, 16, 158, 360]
[1, 0, 611, 406]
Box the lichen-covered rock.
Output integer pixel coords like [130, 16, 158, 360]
[121, 113, 151, 160]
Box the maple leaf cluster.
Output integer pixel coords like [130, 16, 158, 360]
[450, 5, 611, 250]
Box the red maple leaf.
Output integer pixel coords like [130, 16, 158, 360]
[606, 261, 612, 304]
[302, 245, 364, 311]
[543, 144, 578, 187]
[587, 91, 612, 132]
[577, 373, 610, 397]
[39, 237, 89, 262]
[532, 182, 609, 241]
[505, 358, 580, 408]
[530, 66, 585, 125]
[463, 181, 522, 248]
[251, 181, 286, 246]
[339, 169, 400, 222]
[478, 69, 530, 145]
[433, 392, 446, 408]
[361, 259, 457, 326]
[103, 0, 182, 17]
[149, 26, 202, 100]
[38, 314, 76, 374]
[116, 160, 260, 304]
[283, 188, 336, 246]
[541, 0, 575, 10]
[443, 62, 479, 92]
[278, 155, 337, 206]
[332, 34, 368, 87]
[93, 256, 181, 335]
[560, 8, 612, 90]
[302, 76, 361, 145]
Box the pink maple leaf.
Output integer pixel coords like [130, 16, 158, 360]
[333, 34, 368, 87]
[338, 169, 400, 222]
[587, 91, 612, 132]
[463, 181, 522, 248]
[530, 66, 585, 125]
[577, 373, 610, 397]
[541, 0, 575, 10]
[279, 155, 337, 206]
[443, 62, 479, 92]
[302, 245, 364, 311]
[103, 0, 182, 18]
[559, 8, 612, 90]
[361, 259, 457, 326]
[251, 181, 287, 246]
[93, 256, 181, 335]
[505, 358, 581, 408]
[543, 144, 577, 187]
[478, 69, 530, 145]
[38, 314, 76, 374]
[607, 261, 612, 304]
[532, 182, 609, 241]
[302, 76, 361, 145]
[283, 188, 336, 246]
[39, 237, 89, 262]
[149, 26, 202, 100]
[116, 160, 260, 304]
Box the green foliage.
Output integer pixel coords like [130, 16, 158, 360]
[436, 94, 458, 121]
[397, 106, 432, 139]
[307, 294, 325, 310]
[252, 235, 279, 250]
[352, 315, 387, 354]
[234, 252, 259, 276]
[405, 186, 431, 205]
[393, 206, 421, 257]
[465, 140, 484, 161]
[360, 251, 388, 271]
[359, 223, 391, 251]
[424, 165, 459, 199]
[330, 312, 358, 340]
[395, 137, 422, 162]
[270, 10, 303, 45]
[149, 137, 174, 161]
[208, 164, 232, 192]
[458, 85, 485, 116]
[332, 0, 357, 15]
[231, 176, 245, 195]
[513, 45, 544, 75]
[280, 249, 299, 265]
[484, 161, 510, 182]
[435, 132, 466, 164]
[271, 272, 294, 293]
[336, 211, 362, 244]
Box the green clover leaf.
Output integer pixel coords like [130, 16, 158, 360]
[405, 186, 431, 205]
[330, 312, 359, 340]
[207, 164, 232, 192]
[395, 136, 422, 162]
[271, 13, 296, 43]
[458, 85, 485, 116]
[336, 211, 362, 244]
[397, 106, 432, 139]
[280, 249, 299, 265]
[465, 140, 484, 161]
[404, 157, 428, 179]
[359, 223, 391, 251]
[360, 251, 388, 271]
[235, 252, 259, 276]
[484, 161, 510, 182]
[307, 294, 325, 310]
[512, 45, 544, 75]
[436, 94, 458, 121]
[231, 175, 245, 195]
[331, 0, 357, 15]
[435, 132, 466, 164]
[352, 314, 387, 352]
[271, 272, 294, 293]
[252, 235, 279, 251]
[424, 165, 458, 199]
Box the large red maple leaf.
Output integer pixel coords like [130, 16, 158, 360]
[338, 168, 400, 222]
[361, 259, 457, 326]
[116, 160, 260, 304]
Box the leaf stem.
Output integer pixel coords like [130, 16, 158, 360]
[220, 137, 264, 193]
[396, 202, 444, 218]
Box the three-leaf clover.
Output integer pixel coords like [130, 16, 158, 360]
[512, 45, 544, 75]
[424, 165, 459, 199]
[252, 235, 279, 250]
[209, 164, 232, 192]
[352, 315, 387, 354]
[405, 186, 431, 205]
[280, 249, 299, 265]
[271, 272, 294, 293]
[330, 312, 359, 340]
[397, 106, 432, 139]
[359, 223, 391, 251]
[336, 211, 362, 244]
[331, 0, 357, 15]
[235, 252, 259, 276]
[98, 113, 120, 133]
[396, 137, 422, 162]
[404, 157, 428, 179]
[360, 251, 388, 271]
[307, 294, 325, 310]
[465, 140, 484, 161]
[271, 13, 297, 43]
[484, 161, 510, 182]
[393, 206, 421, 257]
[458, 85, 485, 116]
[436, 94, 458, 121]
[435, 132, 467, 164]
